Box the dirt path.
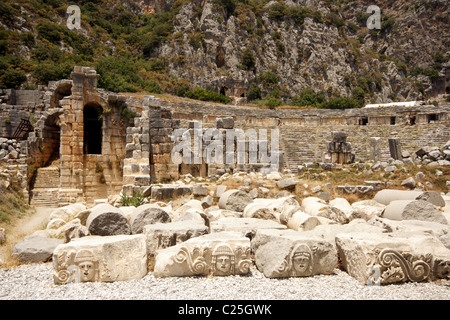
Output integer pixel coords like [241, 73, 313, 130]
[0, 206, 54, 266]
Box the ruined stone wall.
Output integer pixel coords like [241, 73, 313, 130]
[148, 98, 450, 175]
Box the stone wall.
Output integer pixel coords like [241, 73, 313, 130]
[149, 99, 450, 173]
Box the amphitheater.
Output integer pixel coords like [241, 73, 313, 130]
[0, 66, 449, 297]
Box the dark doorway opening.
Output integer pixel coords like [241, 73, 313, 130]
[84, 104, 102, 155]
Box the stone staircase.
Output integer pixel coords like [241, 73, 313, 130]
[29, 159, 60, 207]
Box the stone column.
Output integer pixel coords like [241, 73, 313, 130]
[388, 138, 402, 160]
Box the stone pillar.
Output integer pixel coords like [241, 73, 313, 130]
[388, 138, 402, 160]
[369, 137, 381, 162]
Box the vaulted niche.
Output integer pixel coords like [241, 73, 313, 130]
[83, 103, 102, 155]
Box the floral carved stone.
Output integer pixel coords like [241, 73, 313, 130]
[154, 232, 252, 277]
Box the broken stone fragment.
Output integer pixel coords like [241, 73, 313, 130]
[153, 232, 251, 277]
[210, 217, 286, 239]
[374, 190, 445, 207]
[143, 220, 209, 269]
[52, 234, 147, 284]
[13, 235, 64, 263]
[218, 189, 253, 212]
[382, 200, 448, 225]
[129, 204, 172, 234]
[86, 204, 131, 236]
[336, 232, 450, 285]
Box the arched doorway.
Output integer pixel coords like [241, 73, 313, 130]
[83, 103, 103, 155]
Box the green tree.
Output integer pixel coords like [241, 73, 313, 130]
[241, 48, 256, 70]
[246, 83, 261, 101]
[0, 68, 27, 89]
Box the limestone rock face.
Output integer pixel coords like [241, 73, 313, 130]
[86, 204, 131, 236]
[336, 232, 450, 285]
[52, 235, 147, 284]
[153, 232, 252, 277]
[251, 229, 337, 278]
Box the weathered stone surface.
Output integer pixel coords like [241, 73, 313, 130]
[47, 218, 67, 230]
[174, 208, 208, 225]
[143, 220, 209, 267]
[350, 200, 385, 221]
[52, 235, 147, 284]
[287, 211, 320, 231]
[173, 199, 203, 220]
[336, 232, 450, 285]
[130, 204, 172, 234]
[61, 218, 89, 243]
[73, 209, 91, 225]
[383, 200, 447, 225]
[276, 178, 298, 189]
[302, 197, 349, 224]
[218, 189, 252, 212]
[368, 217, 450, 249]
[154, 232, 251, 277]
[374, 190, 445, 207]
[13, 235, 64, 263]
[401, 177, 416, 189]
[329, 198, 353, 219]
[251, 229, 337, 278]
[205, 208, 242, 221]
[49, 203, 87, 222]
[210, 217, 286, 239]
[243, 201, 278, 222]
[86, 204, 131, 236]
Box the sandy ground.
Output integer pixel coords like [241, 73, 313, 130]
[0, 206, 53, 266]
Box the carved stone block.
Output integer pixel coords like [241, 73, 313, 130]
[53, 235, 147, 285]
[153, 232, 252, 277]
[336, 232, 450, 285]
[251, 229, 337, 278]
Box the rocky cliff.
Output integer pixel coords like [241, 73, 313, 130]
[0, 0, 448, 106]
[155, 0, 449, 103]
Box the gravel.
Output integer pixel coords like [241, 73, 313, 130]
[0, 263, 449, 300]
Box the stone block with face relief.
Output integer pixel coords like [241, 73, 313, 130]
[153, 232, 252, 277]
[52, 235, 147, 285]
[251, 229, 337, 278]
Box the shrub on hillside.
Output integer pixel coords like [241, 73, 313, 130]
[185, 87, 232, 104]
[319, 97, 361, 109]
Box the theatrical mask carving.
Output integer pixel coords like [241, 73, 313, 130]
[173, 242, 251, 276]
[275, 243, 314, 277]
[54, 249, 99, 284]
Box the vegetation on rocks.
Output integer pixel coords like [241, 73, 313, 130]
[0, 0, 448, 106]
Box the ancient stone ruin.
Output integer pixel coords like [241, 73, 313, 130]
[0, 66, 449, 207]
[2, 67, 450, 287]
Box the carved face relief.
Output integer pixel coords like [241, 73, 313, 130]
[291, 244, 313, 276]
[293, 252, 311, 274]
[78, 261, 95, 282]
[215, 255, 232, 274]
[74, 249, 98, 282]
[212, 244, 235, 276]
